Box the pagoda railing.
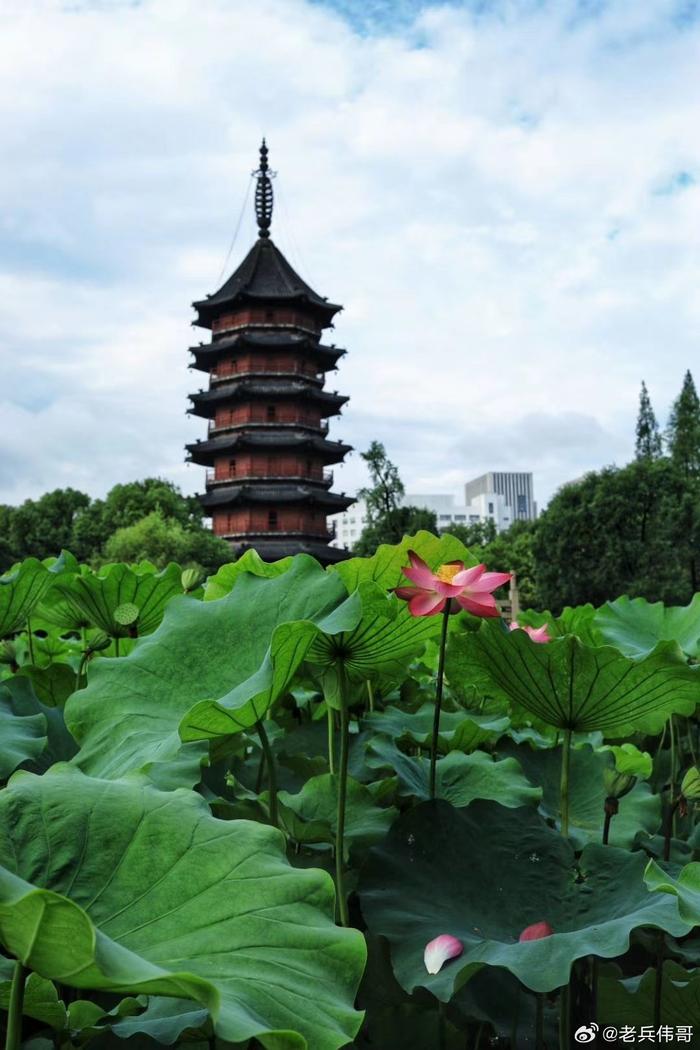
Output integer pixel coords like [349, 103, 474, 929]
[212, 363, 324, 383]
[215, 524, 337, 541]
[208, 417, 329, 435]
[206, 467, 333, 485]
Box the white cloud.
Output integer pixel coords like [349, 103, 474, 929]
[1, 0, 699, 512]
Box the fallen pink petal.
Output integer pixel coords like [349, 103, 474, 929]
[509, 622, 552, 643]
[424, 934, 464, 974]
[519, 921, 555, 942]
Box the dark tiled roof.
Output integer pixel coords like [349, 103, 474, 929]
[186, 431, 351, 466]
[229, 539, 350, 564]
[188, 379, 348, 414]
[199, 484, 353, 510]
[192, 238, 341, 324]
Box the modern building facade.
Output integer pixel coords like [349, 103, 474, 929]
[464, 472, 536, 522]
[186, 141, 353, 563]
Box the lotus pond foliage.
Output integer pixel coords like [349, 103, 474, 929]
[1, 532, 700, 1049]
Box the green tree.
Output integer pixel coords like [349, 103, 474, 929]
[354, 443, 437, 554]
[102, 511, 232, 573]
[1, 488, 91, 566]
[444, 519, 497, 547]
[666, 370, 700, 475]
[533, 458, 698, 611]
[635, 380, 662, 460]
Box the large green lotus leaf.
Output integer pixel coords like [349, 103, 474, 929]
[366, 739, 541, 808]
[275, 774, 397, 858]
[0, 677, 78, 776]
[358, 800, 690, 998]
[330, 530, 478, 591]
[103, 997, 210, 1043]
[363, 703, 509, 754]
[66, 558, 355, 778]
[204, 548, 293, 600]
[596, 594, 700, 659]
[0, 682, 47, 778]
[306, 582, 440, 692]
[498, 741, 660, 848]
[17, 663, 78, 708]
[49, 562, 184, 639]
[0, 558, 55, 638]
[0, 767, 366, 1050]
[447, 621, 699, 735]
[598, 962, 700, 1028]
[645, 861, 700, 925]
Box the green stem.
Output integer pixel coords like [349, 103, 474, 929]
[25, 617, 35, 665]
[559, 983, 570, 1050]
[366, 679, 375, 713]
[5, 961, 26, 1050]
[686, 717, 697, 765]
[536, 992, 545, 1050]
[76, 651, 90, 692]
[560, 728, 572, 837]
[327, 706, 335, 775]
[670, 716, 678, 838]
[653, 934, 664, 1031]
[429, 604, 451, 800]
[663, 796, 681, 862]
[256, 721, 278, 828]
[335, 700, 350, 927]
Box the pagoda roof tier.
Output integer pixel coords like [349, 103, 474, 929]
[188, 331, 346, 372]
[186, 431, 352, 467]
[188, 380, 348, 419]
[199, 484, 353, 511]
[230, 539, 350, 564]
[193, 238, 341, 329]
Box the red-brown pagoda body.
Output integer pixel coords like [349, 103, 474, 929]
[186, 142, 353, 563]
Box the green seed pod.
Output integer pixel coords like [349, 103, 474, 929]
[181, 568, 204, 593]
[0, 639, 17, 665]
[87, 630, 112, 654]
[113, 602, 139, 627]
[681, 766, 700, 802]
[603, 767, 636, 801]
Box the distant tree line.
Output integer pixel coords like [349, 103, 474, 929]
[355, 372, 700, 611]
[0, 478, 232, 574]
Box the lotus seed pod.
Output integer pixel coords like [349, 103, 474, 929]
[113, 602, 140, 627]
[603, 767, 636, 800]
[681, 766, 700, 802]
[87, 630, 112, 653]
[181, 568, 203, 593]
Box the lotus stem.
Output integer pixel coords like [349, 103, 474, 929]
[256, 720, 278, 828]
[559, 983, 570, 1050]
[653, 934, 664, 1032]
[327, 706, 335, 775]
[429, 604, 451, 800]
[5, 961, 26, 1050]
[560, 729, 572, 837]
[663, 796, 681, 862]
[602, 797, 618, 846]
[686, 717, 697, 766]
[25, 618, 35, 666]
[536, 992, 545, 1050]
[366, 679, 375, 713]
[335, 698, 350, 927]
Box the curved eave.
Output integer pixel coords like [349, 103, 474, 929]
[188, 334, 346, 372]
[186, 433, 352, 466]
[198, 484, 353, 511]
[188, 383, 348, 419]
[193, 295, 341, 331]
[231, 539, 350, 564]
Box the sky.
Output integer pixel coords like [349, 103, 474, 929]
[1, 0, 699, 511]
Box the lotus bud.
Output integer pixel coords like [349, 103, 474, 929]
[681, 766, 700, 803]
[0, 639, 17, 665]
[181, 568, 203, 593]
[424, 934, 463, 974]
[87, 630, 112, 654]
[519, 921, 554, 942]
[603, 767, 636, 801]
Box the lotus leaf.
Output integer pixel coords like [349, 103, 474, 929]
[596, 594, 700, 659]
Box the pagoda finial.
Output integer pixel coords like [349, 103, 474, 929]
[253, 138, 275, 239]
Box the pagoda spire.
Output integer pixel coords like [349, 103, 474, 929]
[253, 138, 274, 239]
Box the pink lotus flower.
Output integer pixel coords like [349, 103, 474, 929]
[424, 934, 464, 974]
[395, 551, 511, 618]
[509, 621, 552, 644]
[519, 921, 554, 942]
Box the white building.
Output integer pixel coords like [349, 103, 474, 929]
[330, 498, 368, 550]
[464, 472, 536, 522]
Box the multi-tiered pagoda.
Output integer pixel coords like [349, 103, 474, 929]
[186, 141, 353, 563]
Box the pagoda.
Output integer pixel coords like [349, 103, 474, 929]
[186, 141, 353, 563]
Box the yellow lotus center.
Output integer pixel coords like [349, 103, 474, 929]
[436, 564, 461, 584]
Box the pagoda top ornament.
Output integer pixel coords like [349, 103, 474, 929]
[253, 138, 275, 239]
